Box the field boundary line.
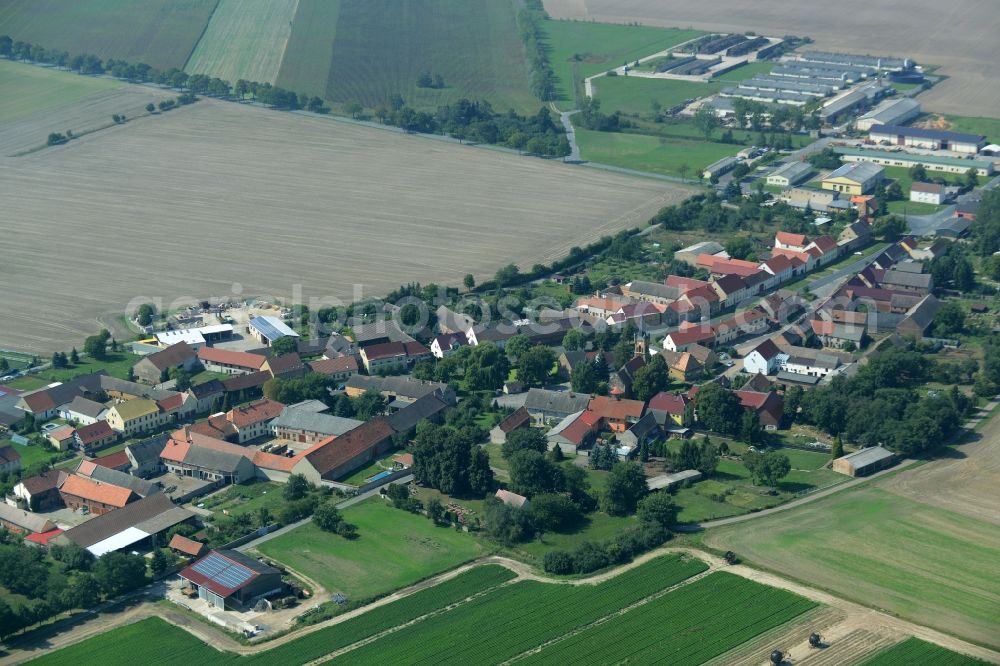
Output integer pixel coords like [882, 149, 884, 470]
[182, 0, 223, 71]
[501, 565, 719, 664]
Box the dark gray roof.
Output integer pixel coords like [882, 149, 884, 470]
[183, 446, 248, 474]
[882, 269, 932, 289]
[80, 464, 158, 497]
[188, 379, 225, 399]
[869, 124, 984, 144]
[775, 371, 822, 385]
[65, 395, 107, 418]
[62, 494, 190, 548]
[100, 376, 177, 401]
[385, 393, 448, 434]
[900, 294, 941, 331]
[524, 389, 591, 416]
[626, 281, 680, 300]
[344, 375, 453, 403]
[271, 409, 362, 436]
[127, 434, 169, 466]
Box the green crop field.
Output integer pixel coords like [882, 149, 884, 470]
[706, 486, 1000, 649]
[945, 115, 1000, 142]
[541, 20, 704, 108]
[184, 0, 298, 84]
[0, 59, 122, 123]
[521, 573, 816, 665]
[591, 75, 722, 116]
[575, 127, 739, 177]
[32, 566, 516, 666]
[860, 638, 989, 666]
[274, 0, 341, 97]
[255, 497, 488, 601]
[275, 0, 538, 113]
[0, 0, 218, 70]
[332, 555, 709, 665]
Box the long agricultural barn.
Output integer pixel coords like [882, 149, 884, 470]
[831, 446, 896, 476]
[855, 98, 921, 131]
[766, 161, 813, 187]
[868, 125, 986, 154]
[800, 51, 912, 72]
[834, 147, 994, 177]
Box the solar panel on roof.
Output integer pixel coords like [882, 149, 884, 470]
[191, 553, 255, 590]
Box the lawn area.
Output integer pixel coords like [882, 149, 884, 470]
[705, 485, 1000, 649]
[0, 0, 217, 71]
[591, 75, 721, 117]
[880, 165, 964, 195]
[542, 20, 704, 108]
[198, 480, 285, 519]
[944, 115, 1000, 142]
[185, 0, 298, 84]
[32, 352, 140, 383]
[711, 60, 775, 82]
[861, 638, 989, 665]
[3, 375, 50, 392]
[255, 497, 489, 601]
[285, 0, 537, 112]
[0, 59, 122, 123]
[340, 451, 402, 486]
[662, 440, 845, 524]
[189, 369, 230, 385]
[887, 199, 942, 215]
[3, 438, 59, 469]
[514, 510, 634, 563]
[575, 127, 738, 177]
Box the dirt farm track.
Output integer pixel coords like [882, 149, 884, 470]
[545, 0, 1000, 119]
[0, 99, 687, 353]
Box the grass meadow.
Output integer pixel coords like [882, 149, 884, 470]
[591, 74, 722, 116]
[542, 20, 703, 108]
[574, 126, 739, 177]
[0, 0, 217, 70]
[0, 59, 121, 123]
[706, 486, 1000, 649]
[274, 0, 341, 97]
[184, 0, 298, 84]
[255, 497, 488, 600]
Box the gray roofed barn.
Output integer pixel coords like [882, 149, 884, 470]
[271, 409, 363, 438]
[64, 395, 107, 419]
[58, 493, 193, 549]
[523, 389, 592, 426]
[385, 393, 449, 434]
[77, 462, 159, 497]
[897, 294, 941, 338]
[832, 446, 895, 477]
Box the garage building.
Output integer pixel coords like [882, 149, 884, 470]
[868, 125, 985, 154]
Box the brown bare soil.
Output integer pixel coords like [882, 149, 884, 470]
[544, 0, 1000, 119]
[0, 99, 688, 352]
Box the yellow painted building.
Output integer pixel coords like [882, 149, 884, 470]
[821, 162, 884, 195]
[106, 399, 164, 437]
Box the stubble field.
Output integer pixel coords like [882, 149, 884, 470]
[544, 0, 1000, 119]
[0, 97, 688, 353]
[705, 409, 1000, 650]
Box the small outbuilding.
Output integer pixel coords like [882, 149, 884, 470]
[831, 446, 895, 477]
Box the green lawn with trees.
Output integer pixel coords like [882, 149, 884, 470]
[255, 498, 488, 601]
[541, 20, 703, 108]
[0, 0, 217, 71]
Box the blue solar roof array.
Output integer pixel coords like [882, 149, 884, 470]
[249, 315, 299, 342]
[191, 552, 255, 590]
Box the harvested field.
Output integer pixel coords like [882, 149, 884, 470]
[544, 0, 1000, 119]
[0, 62, 175, 155]
[184, 0, 299, 85]
[0, 98, 687, 352]
[0, 0, 217, 71]
[705, 484, 1000, 649]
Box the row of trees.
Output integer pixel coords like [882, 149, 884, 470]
[517, 1, 557, 101]
[0, 533, 152, 639]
